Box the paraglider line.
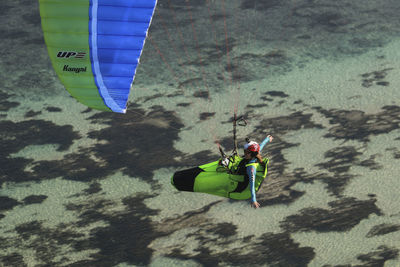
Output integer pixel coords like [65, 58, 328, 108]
[147, 34, 180, 87]
[157, 11, 190, 79]
[186, 1, 220, 145]
[167, 0, 193, 68]
[205, 0, 227, 89]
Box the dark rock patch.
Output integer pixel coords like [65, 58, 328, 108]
[246, 103, 268, 109]
[200, 40, 232, 66]
[0, 29, 28, 39]
[366, 223, 400, 238]
[356, 245, 399, 267]
[0, 119, 80, 186]
[164, 0, 205, 9]
[205, 222, 237, 238]
[0, 156, 34, 186]
[361, 68, 393, 88]
[209, 13, 225, 22]
[11, 220, 86, 266]
[231, 71, 248, 83]
[0, 100, 19, 112]
[292, 3, 351, 33]
[31, 150, 107, 183]
[85, 106, 185, 182]
[0, 237, 7, 249]
[0, 4, 13, 17]
[179, 77, 203, 89]
[350, 37, 385, 50]
[240, 0, 281, 10]
[280, 197, 382, 232]
[255, 111, 324, 136]
[264, 90, 289, 98]
[230, 50, 291, 82]
[315, 106, 400, 142]
[15, 220, 44, 240]
[293, 167, 358, 196]
[386, 147, 400, 159]
[22, 195, 47, 205]
[14, 71, 57, 93]
[167, 231, 315, 267]
[0, 119, 80, 155]
[316, 146, 362, 173]
[24, 110, 41, 118]
[185, 221, 238, 247]
[237, 50, 287, 66]
[25, 37, 46, 45]
[261, 96, 274, 102]
[199, 112, 215, 121]
[320, 173, 356, 196]
[81, 107, 92, 114]
[313, 12, 350, 30]
[22, 12, 41, 25]
[65, 193, 164, 266]
[143, 93, 164, 102]
[193, 90, 209, 99]
[65, 198, 115, 226]
[45, 106, 62, 112]
[276, 100, 285, 107]
[0, 196, 20, 211]
[376, 81, 389, 86]
[297, 34, 312, 40]
[1, 106, 188, 187]
[84, 182, 102, 195]
[359, 154, 382, 170]
[0, 252, 26, 267]
[167, 91, 184, 98]
[176, 102, 191, 107]
[0, 90, 19, 112]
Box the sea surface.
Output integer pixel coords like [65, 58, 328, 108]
[1, 0, 400, 266]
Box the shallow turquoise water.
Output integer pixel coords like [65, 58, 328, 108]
[1, 0, 400, 266]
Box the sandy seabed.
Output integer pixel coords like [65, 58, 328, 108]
[1, 0, 400, 266]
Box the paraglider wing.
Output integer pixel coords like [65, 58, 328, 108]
[39, 0, 157, 113]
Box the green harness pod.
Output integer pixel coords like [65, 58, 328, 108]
[171, 155, 269, 200]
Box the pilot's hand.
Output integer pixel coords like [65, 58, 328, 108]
[251, 201, 260, 209]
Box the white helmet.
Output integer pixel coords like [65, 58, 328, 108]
[244, 141, 260, 153]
